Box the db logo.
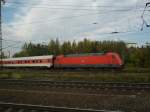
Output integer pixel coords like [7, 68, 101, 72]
[81, 60, 85, 63]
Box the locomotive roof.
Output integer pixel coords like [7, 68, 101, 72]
[65, 53, 105, 57]
[3, 55, 53, 61]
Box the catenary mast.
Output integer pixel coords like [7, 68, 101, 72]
[0, 0, 5, 69]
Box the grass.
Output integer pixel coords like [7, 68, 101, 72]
[0, 69, 150, 83]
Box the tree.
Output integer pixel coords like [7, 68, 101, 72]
[72, 40, 77, 53]
[13, 38, 150, 68]
[48, 39, 60, 55]
[61, 41, 72, 54]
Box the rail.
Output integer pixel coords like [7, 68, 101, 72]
[0, 79, 150, 91]
[0, 102, 120, 112]
[1, 68, 150, 73]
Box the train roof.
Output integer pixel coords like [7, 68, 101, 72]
[64, 53, 105, 57]
[2, 55, 53, 61]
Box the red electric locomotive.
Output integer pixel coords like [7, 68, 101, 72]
[54, 52, 123, 69]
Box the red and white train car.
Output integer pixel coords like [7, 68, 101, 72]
[1, 55, 53, 68]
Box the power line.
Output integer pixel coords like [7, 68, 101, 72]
[4, 1, 148, 12]
[3, 9, 149, 27]
[6, 1, 146, 9]
[6, 6, 148, 13]
[1, 2, 149, 37]
[3, 1, 149, 28]
[6, 1, 138, 5]
[5, 5, 139, 12]
[2, 39, 24, 43]
[2, 43, 22, 50]
[6, 1, 117, 8]
[2, 0, 150, 50]
[141, 1, 150, 31]
[2, 29, 150, 52]
[3, 12, 129, 26]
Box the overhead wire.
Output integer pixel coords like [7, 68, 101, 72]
[141, 1, 150, 31]
[2, 5, 148, 27]
[4, 5, 139, 12]
[3, 11, 135, 27]
[2, 43, 22, 50]
[2, 0, 149, 27]
[2, 39, 24, 43]
[3, 1, 149, 31]
[4, 1, 148, 12]
[6, 1, 118, 8]
[2, 29, 150, 51]
[2, 0, 150, 52]
[2, 38, 25, 51]
[6, 1, 147, 9]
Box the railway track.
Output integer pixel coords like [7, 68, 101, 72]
[0, 79, 150, 91]
[0, 102, 119, 112]
[1, 67, 150, 73]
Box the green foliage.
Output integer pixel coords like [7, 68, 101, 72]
[126, 46, 150, 67]
[13, 42, 49, 57]
[13, 38, 150, 68]
[48, 39, 60, 55]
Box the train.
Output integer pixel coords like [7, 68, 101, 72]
[0, 52, 123, 69]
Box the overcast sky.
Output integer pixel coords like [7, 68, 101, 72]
[1, 0, 150, 55]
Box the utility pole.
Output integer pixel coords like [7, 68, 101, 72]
[0, 0, 3, 69]
[0, 0, 5, 69]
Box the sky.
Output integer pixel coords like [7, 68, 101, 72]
[1, 0, 150, 55]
